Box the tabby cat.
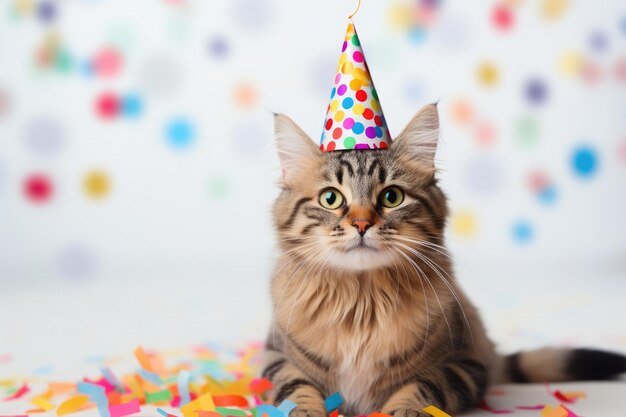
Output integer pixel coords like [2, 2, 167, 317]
[262, 104, 626, 417]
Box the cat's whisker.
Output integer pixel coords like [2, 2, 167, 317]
[387, 247, 430, 359]
[392, 241, 476, 350]
[272, 243, 324, 349]
[391, 244, 455, 350]
[282, 248, 334, 354]
[391, 236, 452, 259]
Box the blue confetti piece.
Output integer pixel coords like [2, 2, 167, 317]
[177, 370, 191, 406]
[157, 408, 169, 417]
[324, 392, 343, 412]
[255, 404, 284, 417]
[77, 382, 109, 417]
[140, 368, 163, 385]
[277, 400, 297, 417]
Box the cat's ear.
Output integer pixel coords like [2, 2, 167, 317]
[274, 114, 321, 183]
[391, 103, 439, 170]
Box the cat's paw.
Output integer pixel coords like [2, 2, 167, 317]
[389, 409, 429, 417]
[289, 408, 326, 417]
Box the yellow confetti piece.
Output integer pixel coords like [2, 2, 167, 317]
[57, 395, 90, 416]
[540, 405, 568, 417]
[181, 392, 216, 417]
[422, 405, 453, 417]
[30, 396, 54, 411]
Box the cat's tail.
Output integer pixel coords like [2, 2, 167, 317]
[496, 347, 626, 383]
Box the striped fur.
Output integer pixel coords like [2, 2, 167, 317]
[264, 106, 625, 417]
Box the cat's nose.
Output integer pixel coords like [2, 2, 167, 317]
[351, 218, 372, 236]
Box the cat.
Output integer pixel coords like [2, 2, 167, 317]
[262, 104, 626, 417]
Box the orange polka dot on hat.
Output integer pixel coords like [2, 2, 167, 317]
[320, 21, 391, 152]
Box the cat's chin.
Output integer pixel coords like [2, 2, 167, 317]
[326, 247, 393, 271]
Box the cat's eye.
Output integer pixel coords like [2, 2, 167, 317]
[319, 188, 344, 210]
[380, 187, 404, 208]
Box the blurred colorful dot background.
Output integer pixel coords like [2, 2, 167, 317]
[1, 0, 625, 365]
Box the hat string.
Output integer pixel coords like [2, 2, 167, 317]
[348, 0, 362, 19]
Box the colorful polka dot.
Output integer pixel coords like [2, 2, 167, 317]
[512, 221, 533, 244]
[571, 145, 598, 178]
[352, 122, 364, 134]
[320, 22, 392, 151]
[84, 170, 111, 199]
[492, 5, 514, 31]
[121, 93, 143, 118]
[24, 174, 53, 204]
[355, 90, 367, 102]
[95, 92, 119, 119]
[525, 78, 548, 105]
[349, 79, 363, 91]
[166, 118, 195, 149]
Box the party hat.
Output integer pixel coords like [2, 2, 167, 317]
[320, 22, 391, 151]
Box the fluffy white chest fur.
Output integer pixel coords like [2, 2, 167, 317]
[337, 334, 379, 413]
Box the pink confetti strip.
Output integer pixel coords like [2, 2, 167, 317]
[108, 399, 140, 417]
[516, 405, 546, 410]
[544, 383, 577, 404]
[3, 385, 30, 401]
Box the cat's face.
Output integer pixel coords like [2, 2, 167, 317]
[273, 104, 447, 271]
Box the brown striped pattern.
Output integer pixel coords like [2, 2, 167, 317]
[265, 106, 495, 417]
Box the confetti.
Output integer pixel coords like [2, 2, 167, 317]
[180, 392, 215, 417]
[57, 395, 90, 416]
[324, 392, 343, 412]
[422, 405, 452, 417]
[108, 399, 140, 417]
[177, 370, 191, 406]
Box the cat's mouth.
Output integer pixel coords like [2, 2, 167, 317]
[344, 237, 378, 252]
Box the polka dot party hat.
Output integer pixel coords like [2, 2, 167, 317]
[320, 21, 391, 151]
